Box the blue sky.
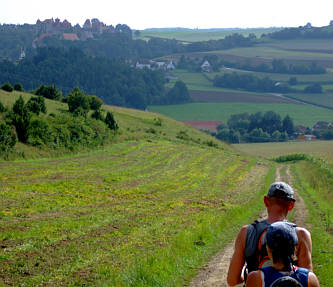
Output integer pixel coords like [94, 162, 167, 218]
[2, 0, 333, 29]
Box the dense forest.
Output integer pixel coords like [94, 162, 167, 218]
[0, 47, 171, 109]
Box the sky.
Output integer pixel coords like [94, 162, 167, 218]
[2, 0, 333, 30]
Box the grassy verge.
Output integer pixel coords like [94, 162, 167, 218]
[291, 161, 333, 287]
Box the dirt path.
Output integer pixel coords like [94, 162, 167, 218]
[188, 165, 308, 287]
[285, 165, 308, 228]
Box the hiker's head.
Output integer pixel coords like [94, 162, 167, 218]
[264, 182, 295, 212]
[266, 221, 298, 269]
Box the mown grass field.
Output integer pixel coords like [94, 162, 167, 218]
[0, 135, 275, 286]
[148, 102, 333, 127]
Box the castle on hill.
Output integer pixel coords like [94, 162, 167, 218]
[33, 18, 118, 46]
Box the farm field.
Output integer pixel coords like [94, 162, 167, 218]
[211, 69, 333, 85]
[284, 93, 333, 108]
[212, 45, 333, 62]
[136, 28, 281, 42]
[148, 102, 333, 127]
[0, 138, 273, 286]
[258, 39, 333, 53]
[231, 140, 333, 162]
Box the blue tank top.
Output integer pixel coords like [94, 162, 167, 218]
[260, 266, 309, 287]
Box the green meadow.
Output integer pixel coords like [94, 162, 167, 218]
[148, 102, 333, 127]
[209, 45, 333, 62]
[0, 129, 274, 286]
[136, 28, 281, 42]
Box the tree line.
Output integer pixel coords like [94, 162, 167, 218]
[264, 24, 333, 40]
[211, 111, 294, 143]
[213, 72, 323, 94]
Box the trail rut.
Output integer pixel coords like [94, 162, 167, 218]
[188, 165, 308, 287]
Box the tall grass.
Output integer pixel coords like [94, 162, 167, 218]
[292, 161, 333, 287]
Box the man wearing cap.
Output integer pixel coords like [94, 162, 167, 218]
[227, 182, 313, 286]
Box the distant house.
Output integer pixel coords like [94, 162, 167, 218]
[63, 33, 80, 41]
[201, 60, 211, 72]
[295, 125, 307, 135]
[298, 135, 316, 141]
[313, 121, 332, 130]
[166, 61, 175, 70]
[19, 48, 25, 61]
[136, 62, 151, 69]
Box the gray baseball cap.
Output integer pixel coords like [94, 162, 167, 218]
[267, 182, 295, 202]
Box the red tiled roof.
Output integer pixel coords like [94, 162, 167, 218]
[181, 121, 222, 131]
[63, 33, 79, 41]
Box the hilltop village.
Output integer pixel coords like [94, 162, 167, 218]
[33, 18, 129, 46]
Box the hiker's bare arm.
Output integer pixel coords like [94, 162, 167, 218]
[308, 272, 320, 287]
[296, 227, 313, 271]
[227, 225, 247, 286]
[245, 271, 259, 287]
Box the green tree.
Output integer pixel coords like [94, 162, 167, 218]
[288, 77, 298, 85]
[167, 80, 191, 104]
[35, 84, 61, 100]
[8, 96, 31, 142]
[91, 109, 104, 121]
[0, 122, 17, 158]
[13, 83, 24, 91]
[105, 111, 118, 131]
[67, 87, 90, 116]
[26, 96, 47, 115]
[0, 100, 6, 113]
[304, 83, 322, 93]
[27, 118, 52, 146]
[282, 115, 294, 136]
[1, 82, 13, 92]
[88, 95, 103, 111]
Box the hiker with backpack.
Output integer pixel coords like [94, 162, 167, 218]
[245, 221, 320, 287]
[227, 182, 312, 286]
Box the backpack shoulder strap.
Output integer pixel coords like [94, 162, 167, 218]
[245, 220, 270, 273]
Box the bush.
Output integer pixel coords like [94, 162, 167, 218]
[26, 96, 47, 115]
[35, 84, 61, 100]
[273, 153, 309, 163]
[27, 118, 52, 146]
[88, 95, 103, 111]
[13, 83, 24, 91]
[67, 87, 90, 116]
[8, 96, 31, 142]
[0, 122, 17, 158]
[105, 111, 118, 131]
[91, 109, 104, 121]
[0, 101, 6, 113]
[1, 82, 14, 92]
